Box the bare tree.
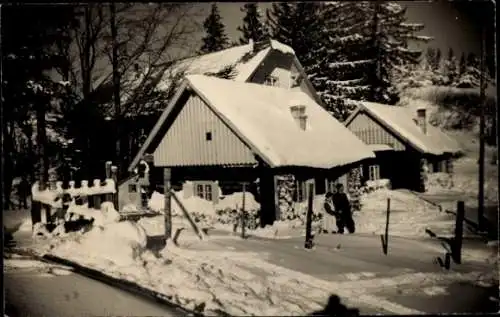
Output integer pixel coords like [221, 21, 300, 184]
[52, 3, 201, 176]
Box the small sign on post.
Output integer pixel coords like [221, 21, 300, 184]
[111, 165, 118, 210]
[452, 201, 465, 264]
[380, 198, 391, 255]
[304, 183, 314, 249]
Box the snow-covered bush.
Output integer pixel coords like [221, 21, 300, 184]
[361, 179, 391, 194]
[426, 172, 453, 191]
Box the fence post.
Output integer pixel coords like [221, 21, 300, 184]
[105, 161, 112, 203]
[111, 165, 118, 210]
[93, 179, 101, 209]
[241, 182, 246, 239]
[452, 201, 465, 264]
[164, 168, 172, 242]
[304, 183, 314, 249]
[383, 198, 391, 255]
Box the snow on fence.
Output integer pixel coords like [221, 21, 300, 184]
[30, 162, 119, 228]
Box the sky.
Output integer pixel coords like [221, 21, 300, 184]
[191, 1, 488, 57]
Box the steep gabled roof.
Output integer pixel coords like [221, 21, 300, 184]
[128, 75, 375, 171]
[344, 101, 462, 155]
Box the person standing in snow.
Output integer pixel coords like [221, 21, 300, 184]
[322, 192, 338, 234]
[17, 176, 30, 210]
[332, 184, 355, 234]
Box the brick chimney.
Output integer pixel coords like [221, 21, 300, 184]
[289, 101, 307, 130]
[416, 107, 427, 134]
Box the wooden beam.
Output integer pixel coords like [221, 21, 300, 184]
[164, 168, 172, 241]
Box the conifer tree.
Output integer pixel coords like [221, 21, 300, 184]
[200, 3, 229, 54]
[311, 1, 431, 120]
[458, 52, 467, 76]
[238, 3, 268, 44]
[266, 2, 323, 70]
[442, 47, 459, 86]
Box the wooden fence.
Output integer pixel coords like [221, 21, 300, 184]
[31, 162, 119, 229]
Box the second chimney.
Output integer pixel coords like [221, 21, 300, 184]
[290, 101, 307, 130]
[416, 107, 427, 134]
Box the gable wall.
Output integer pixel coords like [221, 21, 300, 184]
[153, 94, 257, 167]
[347, 112, 406, 151]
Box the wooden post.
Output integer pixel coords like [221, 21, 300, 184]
[382, 198, 391, 255]
[105, 161, 112, 203]
[241, 182, 246, 239]
[452, 201, 465, 264]
[105, 161, 112, 179]
[111, 165, 118, 210]
[170, 191, 203, 240]
[478, 25, 486, 232]
[164, 168, 172, 241]
[304, 183, 314, 249]
[93, 179, 101, 209]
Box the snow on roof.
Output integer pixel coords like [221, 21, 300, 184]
[354, 101, 461, 155]
[154, 39, 295, 91]
[368, 144, 393, 152]
[269, 39, 295, 55]
[183, 75, 374, 169]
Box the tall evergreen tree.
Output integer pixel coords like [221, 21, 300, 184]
[200, 3, 229, 54]
[238, 3, 268, 44]
[310, 1, 431, 120]
[442, 47, 459, 85]
[266, 2, 323, 70]
[458, 52, 467, 76]
[2, 4, 77, 207]
[367, 1, 432, 104]
[435, 48, 442, 70]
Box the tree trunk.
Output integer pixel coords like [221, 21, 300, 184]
[2, 123, 15, 209]
[78, 5, 94, 179]
[369, 1, 381, 101]
[36, 99, 49, 190]
[110, 2, 122, 173]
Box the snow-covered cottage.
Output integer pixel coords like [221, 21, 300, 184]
[126, 74, 374, 226]
[344, 101, 462, 192]
[121, 38, 375, 213]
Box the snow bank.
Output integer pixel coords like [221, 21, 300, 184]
[355, 189, 454, 238]
[293, 194, 326, 216]
[53, 221, 148, 267]
[364, 179, 391, 192]
[148, 190, 216, 218]
[31, 182, 62, 208]
[215, 192, 260, 211]
[46, 231, 331, 315]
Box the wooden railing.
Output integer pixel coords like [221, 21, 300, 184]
[30, 162, 119, 228]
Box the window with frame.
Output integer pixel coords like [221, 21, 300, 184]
[195, 183, 213, 201]
[264, 75, 279, 87]
[368, 165, 380, 181]
[129, 184, 137, 193]
[296, 179, 315, 202]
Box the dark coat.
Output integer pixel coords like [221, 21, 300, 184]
[323, 201, 337, 217]
[332, 193, 351, 216]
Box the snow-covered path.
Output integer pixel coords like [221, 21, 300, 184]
[4, 254, 181, 317]
[192, 233, 498, 314]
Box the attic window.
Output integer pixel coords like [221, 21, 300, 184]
[291, 73, 302, 88]
[264, 75, 279, 87]
[206, 132, 212, 141]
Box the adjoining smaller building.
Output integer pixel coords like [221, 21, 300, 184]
[344, 101, 462, 192]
